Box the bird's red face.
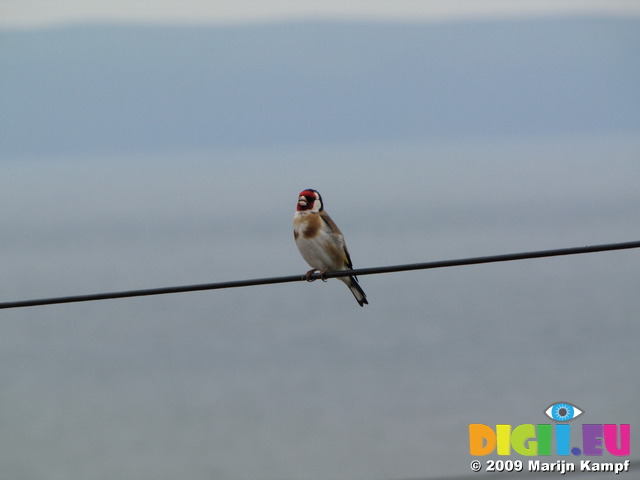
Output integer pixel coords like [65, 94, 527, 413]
[297, 189, 322, 212]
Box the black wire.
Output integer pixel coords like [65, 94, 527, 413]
[1, 240, 639, 310]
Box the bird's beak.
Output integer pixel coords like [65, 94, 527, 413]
[298, 196, 307, 207]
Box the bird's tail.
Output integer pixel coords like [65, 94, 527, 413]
[341, 276, 368, 307]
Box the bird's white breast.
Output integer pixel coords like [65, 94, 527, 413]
[294, 211, 342, 271]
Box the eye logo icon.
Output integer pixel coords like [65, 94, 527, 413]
[544, 402, 583, 422]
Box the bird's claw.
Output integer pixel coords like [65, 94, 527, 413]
[304, 269, 329, 282]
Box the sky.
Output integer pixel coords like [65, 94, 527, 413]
[2, 0, 640, 28]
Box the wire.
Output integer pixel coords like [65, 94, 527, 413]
[1, 240, 639, 310]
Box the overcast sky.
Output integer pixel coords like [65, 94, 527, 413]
[2, 0, 640, 28]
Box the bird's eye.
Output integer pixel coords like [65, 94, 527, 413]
[544, 402, 583, 422]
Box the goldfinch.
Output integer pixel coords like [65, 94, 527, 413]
[293, 189, 368, 306]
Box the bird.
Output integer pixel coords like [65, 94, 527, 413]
[293, 189, 368, 306]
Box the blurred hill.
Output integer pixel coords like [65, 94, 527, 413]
[1, 16, 639, 157]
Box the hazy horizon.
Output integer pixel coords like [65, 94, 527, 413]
[2, 16, 639, 159]
[3, 0, 640, 29]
